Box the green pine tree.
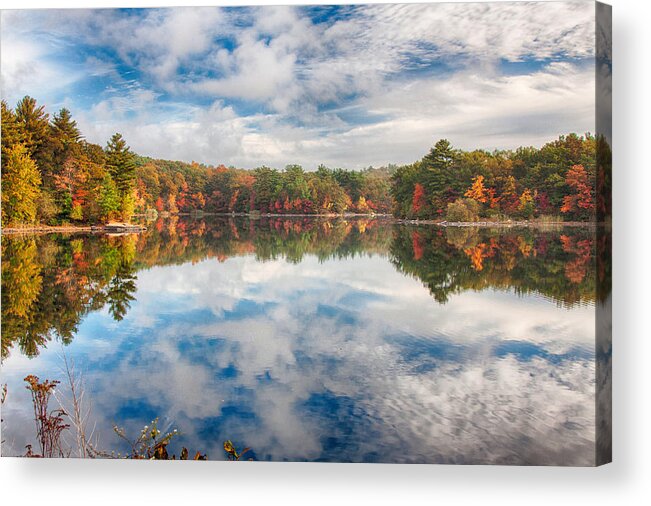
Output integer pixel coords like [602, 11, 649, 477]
[422, 139, 458, 211]
[52, 108, 82, 144]
[14, 96, 50, 169]
[105, 133, 136, 220]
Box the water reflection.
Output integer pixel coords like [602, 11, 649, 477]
[392, 225, 597, 307]
[1, 217, 600, 464]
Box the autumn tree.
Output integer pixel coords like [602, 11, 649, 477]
[308, 171, 350, 214]
[560, 164, 595, 220]
[518, 189, 536, 219]
[499, 175, 519, 214]
[411, 182, 427, 216]
[1, 144, 42, 226]
[356, 196, 371, 213]
[97, 173, 120, 221]
[1, 94, 603, 226]
[391, 133, 599, 222]
[535, 191, 552, 214]
[1, 101, 25, 165]
[465, 175, 488, 203]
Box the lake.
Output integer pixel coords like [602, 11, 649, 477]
[1, 216, 604, 464]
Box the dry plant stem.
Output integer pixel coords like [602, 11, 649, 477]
[55, 352, 100, 458]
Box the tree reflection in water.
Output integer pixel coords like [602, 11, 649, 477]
[1, 217, 599, 360]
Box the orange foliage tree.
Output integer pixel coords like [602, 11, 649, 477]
[560, 165, 595, 220]
[464, 175, 488, 203]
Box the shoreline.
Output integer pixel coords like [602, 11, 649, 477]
[2, 223, 147, 236]
[1, 215, 599, 236]
[395, 219, 599, 228]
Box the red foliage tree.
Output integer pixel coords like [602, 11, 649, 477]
[412, 183, 426, 214]
[560, 165, 595, 219]
[535, 191, 552, 214]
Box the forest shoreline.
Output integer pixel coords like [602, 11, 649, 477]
[1, 214, 599, 235]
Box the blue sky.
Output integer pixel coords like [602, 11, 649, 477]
[1, 2, 597, 169]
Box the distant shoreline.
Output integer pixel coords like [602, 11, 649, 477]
[1, 214, 599, 235]
[152, 211, 599, 226]
[395, 219, 599, 228]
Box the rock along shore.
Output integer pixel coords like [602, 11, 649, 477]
[2, 222, 147, 236]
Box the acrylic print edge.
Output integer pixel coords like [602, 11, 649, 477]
[595, 0, 612, 467]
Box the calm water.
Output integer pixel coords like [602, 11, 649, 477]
[1, 217, 603, 464]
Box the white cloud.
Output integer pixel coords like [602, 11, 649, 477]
[65, 58, 593, 170]
[1, 3, 598, 168]
[191, 32, 298, 106]
[0, 11, 83, 104]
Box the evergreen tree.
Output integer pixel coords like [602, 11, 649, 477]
[52, 108, 82, 144]
[48, 108, 83, 177]
[14, 96, 50, 169]
[283, 164, 310, 201]
[421, 139, 459, 211]
[105, 133, 136, 220]
[80, 140, 107, 166]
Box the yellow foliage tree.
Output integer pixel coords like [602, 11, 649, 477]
[357, 195, 371, 213]
[518, 188, 535, 219]
[1, 144, 42, 226]
[464, 175, 488, 203]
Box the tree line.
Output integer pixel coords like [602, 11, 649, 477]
[1, 97, 393, 227]
[391, 135, 609, 222]
[2, 96, 607, 227]
[135, 160, 393, 217]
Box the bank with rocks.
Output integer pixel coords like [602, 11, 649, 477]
[2, 222, 147, 236]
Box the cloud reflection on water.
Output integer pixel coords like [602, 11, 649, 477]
[2, 250, 596, 464]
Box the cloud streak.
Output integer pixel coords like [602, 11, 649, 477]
[1, 3, 597, 168]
